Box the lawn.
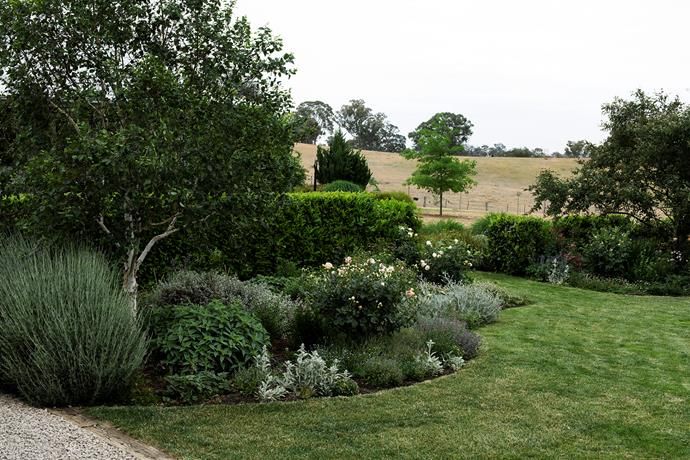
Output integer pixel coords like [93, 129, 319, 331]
[87, 274, 690, 459]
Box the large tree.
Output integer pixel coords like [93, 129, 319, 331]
[531, 90, 690, 257]
[0, 0, 304, 308]
[563, 139, 592, 158]
[409, 112, 473, 151]
[292, 101, 334, 144]
[402, 127, 477, 216]
[336, 99, 406, 152]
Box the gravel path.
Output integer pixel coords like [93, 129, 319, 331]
[0, 394, 136, 460]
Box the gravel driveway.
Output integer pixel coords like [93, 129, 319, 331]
[0, 394, 136, 460]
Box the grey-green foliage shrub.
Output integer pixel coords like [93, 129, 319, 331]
[150, 271, 298, 339]
[322, 180, 364, 192]
[164, 371, 230, 404]
[358, 356, 405, 388]
[0, 236, 146, 406]
[416, 281, 501, 328]
[251, 346, 359, 401]
[153, 300, 268, 374]
[414, 317, 481, 360]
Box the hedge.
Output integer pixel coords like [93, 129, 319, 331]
[109, 193, 421, 283]
[478, 214, 555, 275]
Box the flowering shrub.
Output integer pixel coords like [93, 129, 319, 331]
[417, 239, 475, 284]
[390, 225, 421, 266]
[307, 257, 418, 340]
[581, 227, 634, 278]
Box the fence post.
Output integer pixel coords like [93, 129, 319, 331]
[485, 202, 489, 211]
[423, 196, 427, 207]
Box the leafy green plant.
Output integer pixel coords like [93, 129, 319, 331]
[164, 372, 230, 404]
[0, 236, 146, 406]
[358, 356, 404, 388]
[322, 180, 364, 192]
[581, 227, 634, 278]
[371, 191, 415, 203]
[153, 300, 268, 374]
[149, 271, 299, 339]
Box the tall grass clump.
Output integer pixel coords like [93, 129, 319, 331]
[0, 236, 147, 406]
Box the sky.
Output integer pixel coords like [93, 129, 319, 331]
[235, 0, 690, 153]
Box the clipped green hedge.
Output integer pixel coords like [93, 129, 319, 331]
[480, 214, 555, 275]
[2, 192, 419, 282]
[141, 192, 419, 282]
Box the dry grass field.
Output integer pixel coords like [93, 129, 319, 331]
[294, 143, 579, 224]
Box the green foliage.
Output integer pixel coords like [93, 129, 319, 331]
[581, 227, 635, 278]
[371, 191, 415, 203]
[358, 357, 405, 388]
[563, 140, 592, 158]
[135, 192, 419, 283]
[322, 180, 364, 192]
[403, 129, 477, 216]
[0, 0, 301, 299]
[305, 257, 418, 341]
[531, 90, 690, 260]
[164, 372, 230, 404]
[0, 236, 146, 406]
[148, 271, 298, 339]
[315, 130, 372, 188]
[480, 214, 555, 275]
[152, 300, 269, 375]
[409, 112, 474, 151]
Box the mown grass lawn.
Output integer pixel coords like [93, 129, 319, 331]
[87, 274, 690, 459]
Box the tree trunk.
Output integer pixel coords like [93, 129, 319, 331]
[439, 191, 443, 216]
[122, 253, 139, 313]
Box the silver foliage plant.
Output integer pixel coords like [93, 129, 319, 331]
[255, 345, 356, 402]
[416, 280, 502, 328]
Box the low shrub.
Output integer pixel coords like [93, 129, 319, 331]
[358, 356, 405, 388]
[0, 236, 147, 406]
[152, 300, 269, 374]
[164, 372, 230, 404]
[416, 281, 502, 328]
[253, 346, 358, 401]
[474, 282, 528, 309]
[149, 271, 298, 339]
[322, 180, 364, 192]
[304, 257, 418, 341]
[414, 317, 481, 360]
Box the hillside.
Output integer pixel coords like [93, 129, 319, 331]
[294, 143, 579, 223]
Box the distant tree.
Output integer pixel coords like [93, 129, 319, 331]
[564, 139, 592, 158]
[337, 99, 406, 152]
[289, 112, 321, 144]
[316, 130, 372, 188]
[409, 112, 474, 151]
[0, 0, 302, 309]
[402, 127, 477, 216]
[531, 90, 690, 258]
[293, 101, 335, 143]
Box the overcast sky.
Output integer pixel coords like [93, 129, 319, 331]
[235, 0, 690, 152]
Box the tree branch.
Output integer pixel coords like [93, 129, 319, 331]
[134, 213, 180, 272]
